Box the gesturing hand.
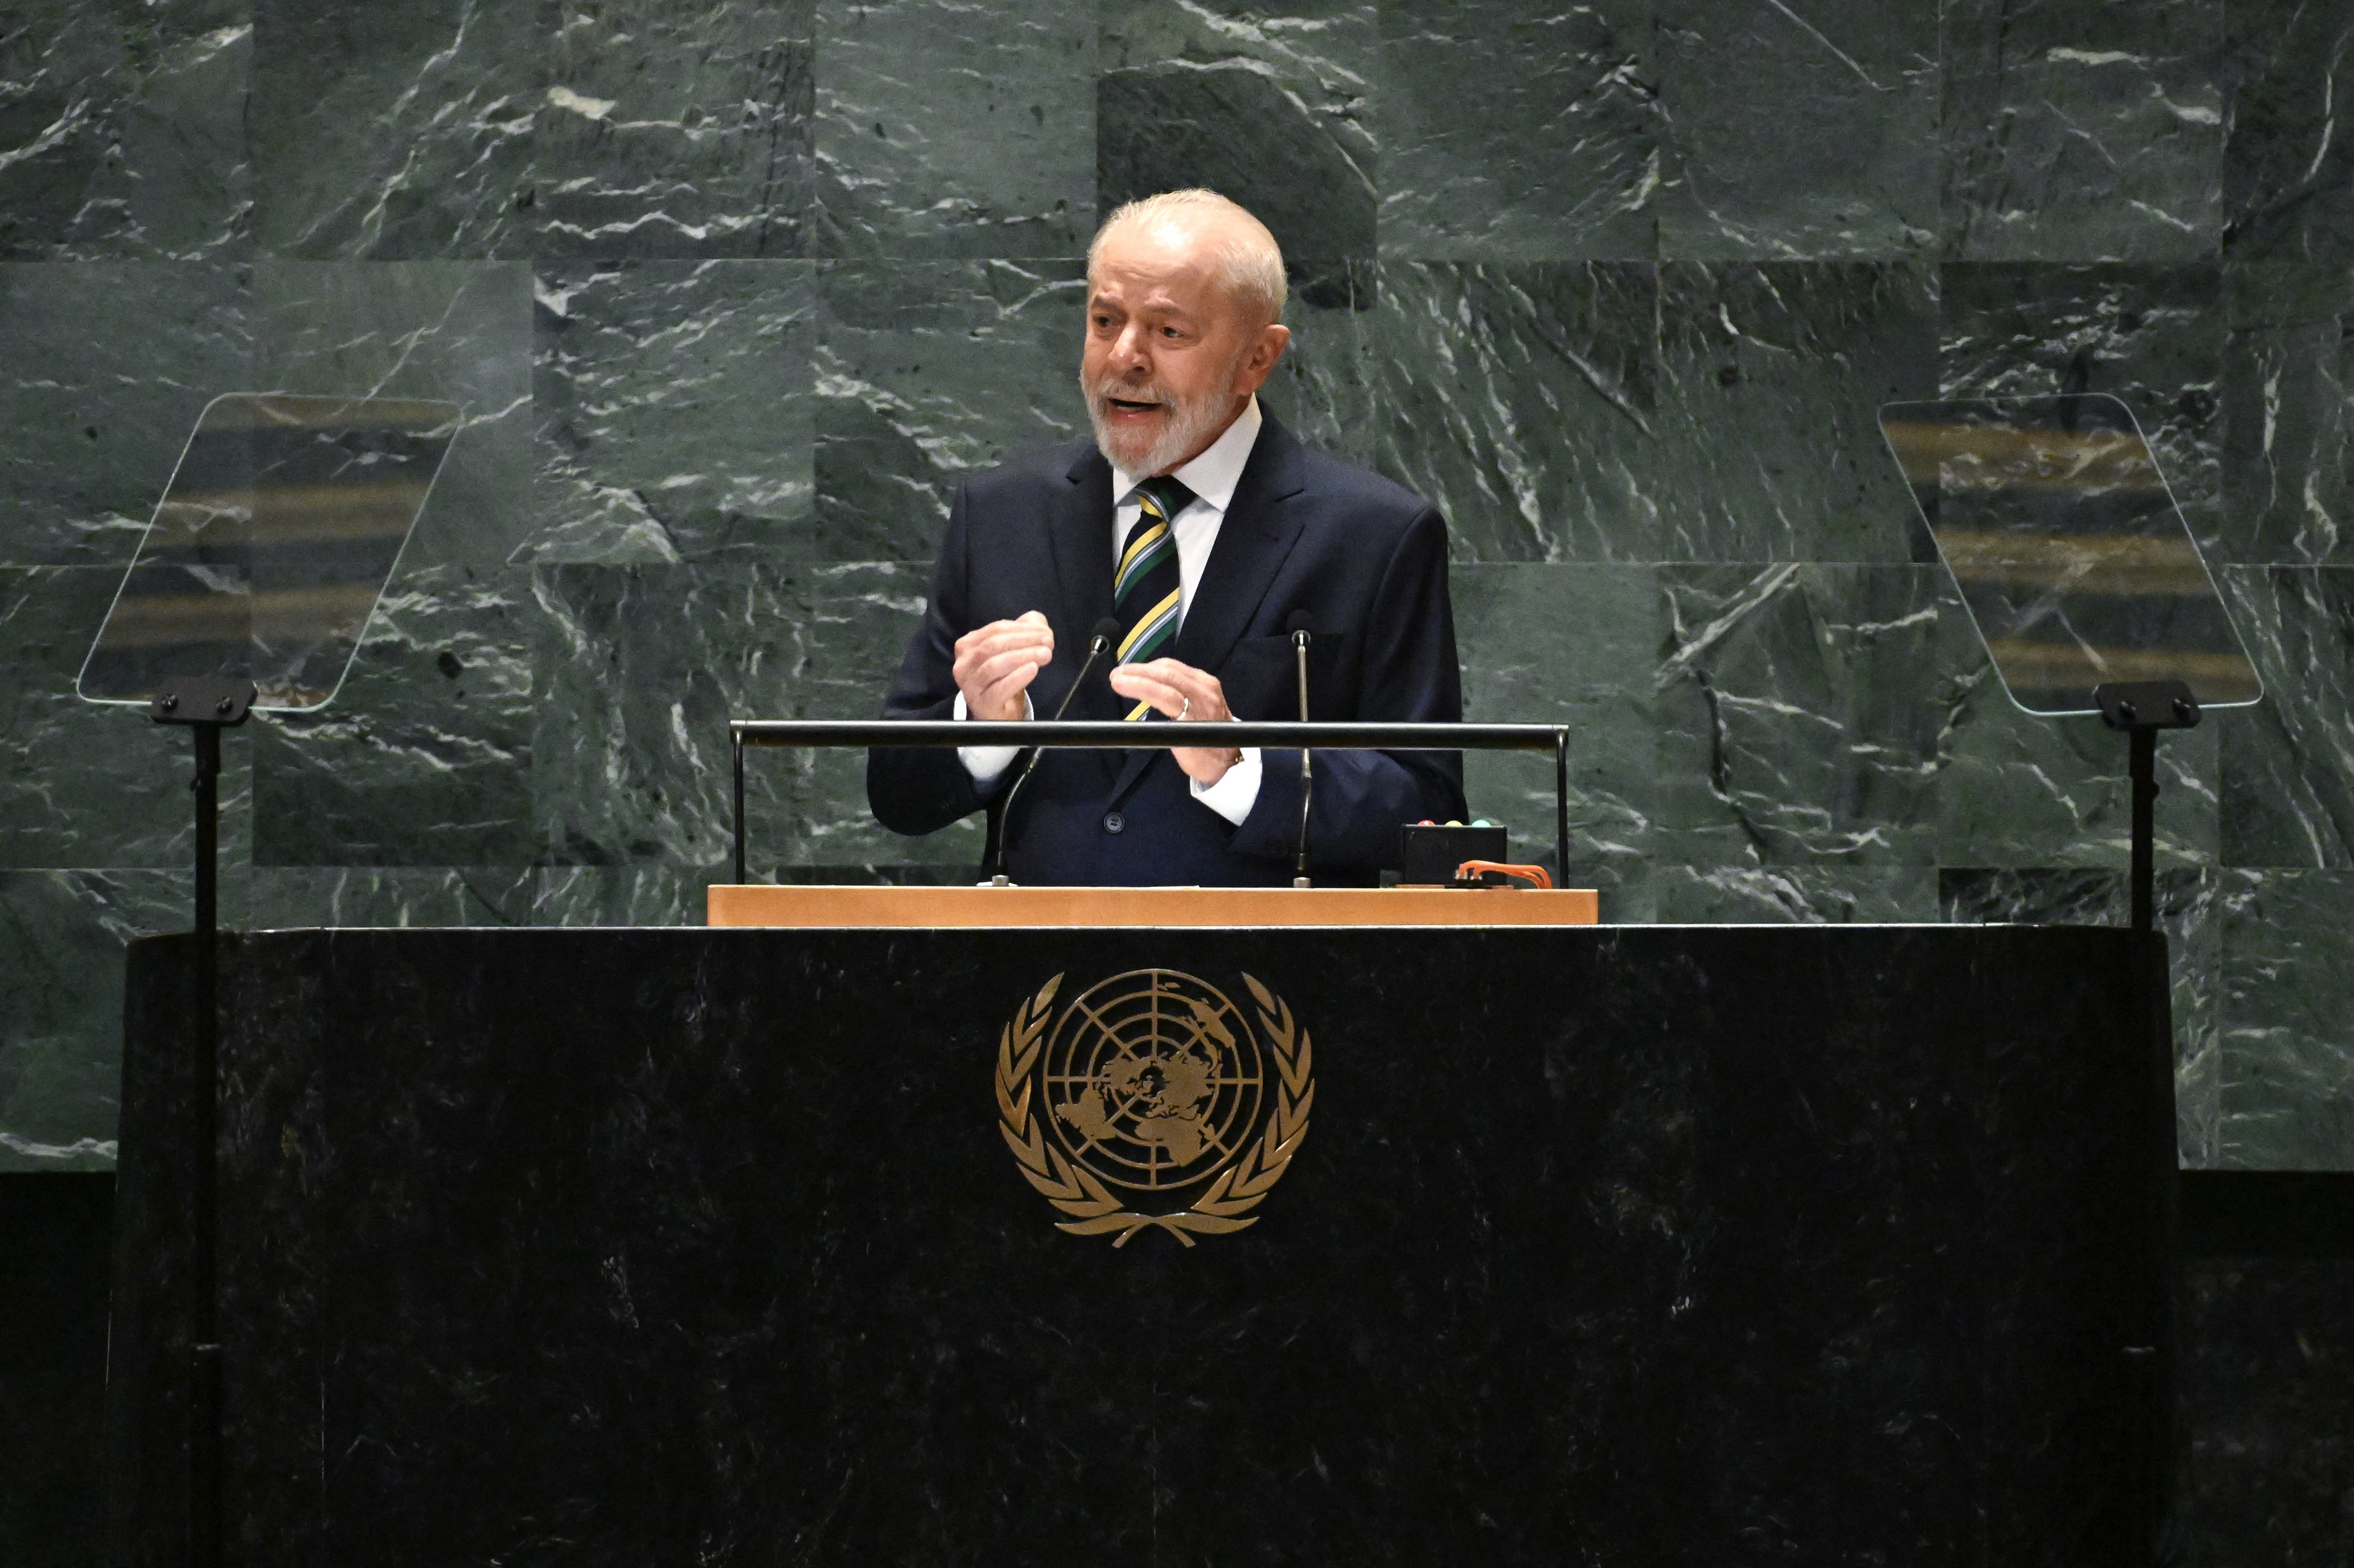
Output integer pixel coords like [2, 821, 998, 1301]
[1108, 658, 1241, 786]
[954, 611, 1053, 721]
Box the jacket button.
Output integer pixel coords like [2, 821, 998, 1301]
[1102, 812, 1126, 834]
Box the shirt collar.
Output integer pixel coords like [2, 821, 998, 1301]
[1110, 395, 1262, 516]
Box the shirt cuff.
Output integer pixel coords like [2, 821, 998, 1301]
[1190, 747, 1262, 826]
[954, 689, 1030, 788]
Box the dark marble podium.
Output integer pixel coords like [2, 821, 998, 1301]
[109, 925, 2163, 1567]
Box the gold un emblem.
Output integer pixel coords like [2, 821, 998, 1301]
[996, 970, 1314, 1246]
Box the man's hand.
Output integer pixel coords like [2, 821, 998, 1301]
[1108, 658, 1242, 785]
[954, 611, 1053, 721]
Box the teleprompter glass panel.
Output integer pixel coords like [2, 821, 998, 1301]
[1878, 395, 2260, 717]
[77, 394, 458, 712]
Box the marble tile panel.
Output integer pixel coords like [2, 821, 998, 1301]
[2219, 868, 2354, 1169]
[1651, 564, 1949, 869]
[1481, 695, 1650, 910]
[1100, 0, 1374, 298]
[1940, 864, 2131, 929]
[0, 0, 251, 260]
[2218, 263, 2353, 565]
[1653, 261, 1937, 561]
[0, 869, 196, 1170]
[812, 259, 1087, 562]
[538, 0, 816, 259]
[1653, 0, 1938, 260]
[1941, 0, 2226, 262]
[527, 561, 806, 870]
[1938, 262, 2225, 547]
[250, 259, 534, 571]
[1455, 560, 1655, 703]
[2215, 566, 2354, 870]
[0, 566, 253, 872]
[247, 0, 532, 259]
[1453, 563, 1656, 899]
[0, 261, 253, 567]
[528, 864, 722, 926]
[2221, 0, 2354, 265]
[1647, 864, 1940, 923]
[1370, 261, 1661, 561]
[2180, 866, 2230, 1170]
[1934, 655, 2221, 869]
[248, 867, 535, 929]
[1265, 268, 1378, 466]
[1373, 0, 1655, 261]
[793, 560, 985, 877]
[812, 0, 1093, 259]
[527, 259, 816, 565]
[251, 563, 538, 867]
[1940, 866, 2222, 1166]
[797, 558, 920, 718]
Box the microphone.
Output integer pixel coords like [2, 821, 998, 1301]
[1286, 609, 1315, 888]
[988, 615, 1122, 884]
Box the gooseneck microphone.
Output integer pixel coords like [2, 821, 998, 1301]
[988, 615, 1123, 884]
[1286, 609, 1316, 888]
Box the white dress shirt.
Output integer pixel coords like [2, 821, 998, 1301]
[956, 396, 1266, 824]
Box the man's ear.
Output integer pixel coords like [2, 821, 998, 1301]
[1235, 322, 1291, 395]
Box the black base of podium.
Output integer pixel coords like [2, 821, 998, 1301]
[110, 925, 2161, 1567]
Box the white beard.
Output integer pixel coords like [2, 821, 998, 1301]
[1080, 364, 1243, 478]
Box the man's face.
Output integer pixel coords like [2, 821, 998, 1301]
[1080, 218, 1287, 477]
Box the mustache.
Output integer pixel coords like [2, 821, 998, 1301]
[1083, 375, 1183, 409]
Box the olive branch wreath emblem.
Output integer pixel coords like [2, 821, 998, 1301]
[994, 972, 1314, 1247]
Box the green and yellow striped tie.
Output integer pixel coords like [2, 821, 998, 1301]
[1113, 474, 1192, 719]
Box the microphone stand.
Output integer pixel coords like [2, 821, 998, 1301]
[1291, 624, 1314, 888]
[987, 623, 1115, 885]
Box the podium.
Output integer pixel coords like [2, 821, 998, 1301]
[107, 907, 2163, 1566]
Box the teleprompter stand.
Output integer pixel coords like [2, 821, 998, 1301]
[1880, 395, 2265, 1568]
[2093, 676, 2201, 1568]
[145, 674, 255, 1568]
[77, 394, 460, 1568]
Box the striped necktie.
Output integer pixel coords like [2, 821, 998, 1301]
[1113, 474, 1192, 719]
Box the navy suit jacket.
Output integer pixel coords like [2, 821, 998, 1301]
[866, 411, 1467, 886]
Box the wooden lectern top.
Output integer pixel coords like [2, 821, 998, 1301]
[707, 883, 1598, 929]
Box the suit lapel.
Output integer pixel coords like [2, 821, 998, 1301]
[1171, 414, 1309, 675]
[1107, 413, 1311, 805]
[1046, 445, 1117, 718]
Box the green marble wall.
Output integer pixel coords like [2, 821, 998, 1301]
[1, 0, 2348, 1171]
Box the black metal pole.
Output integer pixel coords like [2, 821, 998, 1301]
[2131, 726, 2173, 1562]
[1293, 634, 1313, 888]
[732, 732, 747, 886]
[188, 720, 222, 1568]
[148, 676, 250, 1568]
[2129, 725, 2157, 935]
[194, 723, 219, 935]
[2092, 680, 2197, 1564]
[2140, 912, 2178, 1567]
[1555, 732, 1571, 885]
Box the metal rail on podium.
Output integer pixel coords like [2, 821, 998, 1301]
[724, 718, 1574, 892]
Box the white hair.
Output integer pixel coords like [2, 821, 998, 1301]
[1087, 189, 1288, 325]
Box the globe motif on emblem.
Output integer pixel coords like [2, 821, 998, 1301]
[1043, 970, 1264, 1193]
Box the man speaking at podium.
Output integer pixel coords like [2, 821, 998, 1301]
[868, 189, 1466, 886]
